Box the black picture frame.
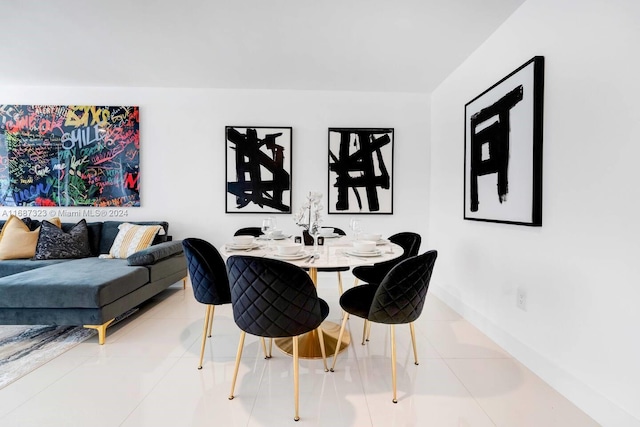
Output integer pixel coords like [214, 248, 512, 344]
[328, 127, 394, 214]
[225, 126, 292, 214]
[464, 56, 544, 226]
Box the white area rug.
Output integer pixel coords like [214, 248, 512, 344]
[0, 309, 137, 389]
[0, 325, 95, 389]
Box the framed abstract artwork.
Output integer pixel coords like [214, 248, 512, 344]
[464, 56, 544, 226]
[328, 127, 393, 214]
[0, 105, 140, 207]
[225, 126, 292, 214]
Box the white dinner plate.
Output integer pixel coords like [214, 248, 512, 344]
[344, 248, 382, 257]
[272, 251, 309, 260]
[226, 242, 261, 250]
[257, 235, 289, 240]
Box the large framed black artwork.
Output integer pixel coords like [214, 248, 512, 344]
[328, 127, 393, 214]
[225, 126, 292, 214]
[464, 56, 544, 226]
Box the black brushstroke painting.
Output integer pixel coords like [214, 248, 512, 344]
[469, 85, 523, 212]
[226, 126, 291, 213]
[464, 56, 544, 226]
[328, 128, 393, 214]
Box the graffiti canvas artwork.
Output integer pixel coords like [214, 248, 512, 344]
[0, 105, 140, 207]
[225, 126, 292, 214]
[328, 128, 393, 214]
[464, 56, 544, 226]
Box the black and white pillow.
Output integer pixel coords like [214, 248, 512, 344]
[34, 219, 91, 260]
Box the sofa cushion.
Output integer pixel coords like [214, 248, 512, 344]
[34, 219, 91, 260]
[0, 215, 61, 260]
[61, 221, 103, 257]
[108, 223, 162, 259]
[127, 240, 184, 266]
[0, 258, 150, 309]
[0, 217, 33, 231]
[99, 221, 169, 255]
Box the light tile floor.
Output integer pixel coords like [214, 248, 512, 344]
[0, 276, 599, 427]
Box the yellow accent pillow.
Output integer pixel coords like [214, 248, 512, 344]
[0, 215, 62, 260]
[108, 223, 162, 259]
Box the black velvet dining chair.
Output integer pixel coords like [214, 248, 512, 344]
[352, 232, 422, 287]
[226, 255, 329, 422]
[233, 227, 263, 237]
[182, 238, 233, 370]
[352, 232, 422, 344]
[330, 250, 438, 404]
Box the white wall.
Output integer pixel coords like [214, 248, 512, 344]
[429, 0, 640, 425]
[0, 86, 430, 249]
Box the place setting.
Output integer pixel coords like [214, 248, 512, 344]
[317, 226, 340, 239]
[224, 235, 262, 252]
[359, 232, 390, 246]
[269, 242, 316, 262]
[342, 239, 384, 258]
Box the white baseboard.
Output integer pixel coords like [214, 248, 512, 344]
[430, 284, 640, 427]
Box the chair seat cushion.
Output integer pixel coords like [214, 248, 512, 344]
[339, 284, 378, 319]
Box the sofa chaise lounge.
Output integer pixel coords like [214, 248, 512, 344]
[0, 219, 187, 344]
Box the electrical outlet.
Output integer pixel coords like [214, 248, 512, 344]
[517, 288, 527, 311]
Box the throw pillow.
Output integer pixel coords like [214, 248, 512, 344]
[0, 215, 61, 260]
[107, 223, 162, 259]
[34, 219, 91, 260]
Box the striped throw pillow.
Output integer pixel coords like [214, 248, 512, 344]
[108, 223, 162, 259]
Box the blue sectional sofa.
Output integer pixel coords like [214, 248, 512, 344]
[0, 220, 187, 344]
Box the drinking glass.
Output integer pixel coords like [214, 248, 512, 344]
[261, 217, 275, 249]
[349, 218, 362, 240]
[309, 220, 320, 256]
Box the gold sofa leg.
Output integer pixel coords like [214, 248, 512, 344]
[182, 276, 187, 289]
[84, 318, 115, 345]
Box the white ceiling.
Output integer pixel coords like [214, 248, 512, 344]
[0, 0, 526, 93]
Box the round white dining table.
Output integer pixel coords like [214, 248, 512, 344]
[220, 235, 404, 359]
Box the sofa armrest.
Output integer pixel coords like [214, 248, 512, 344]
[127, 240, 184, 266]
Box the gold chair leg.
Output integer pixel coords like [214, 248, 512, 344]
[391, 325, 398, 403]
[261, 337, 272, 359]
[229, 331, 246, 400]
[366, 320, 372, 341]
[353, 277, 359, 287]
[409, 322, 419, 365]
[198, 305, 212, 369]
[293, 336, 300, 421]
[316, 327, 328, 372]
[182, 276, 187, 289]
[330, 312, 349, 372]
[268, 337, 273, 357]
[361, 319, 368, 345]
[83, 318, 115, 345]
[337, 272, 344, 296]
[207, 305, 215, 337]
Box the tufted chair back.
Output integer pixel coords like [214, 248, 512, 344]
[226, 255, 328, 338]
[182, 238, 231, 306]
[368, 250, 437, 325]
[389, 232, 422, 259]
